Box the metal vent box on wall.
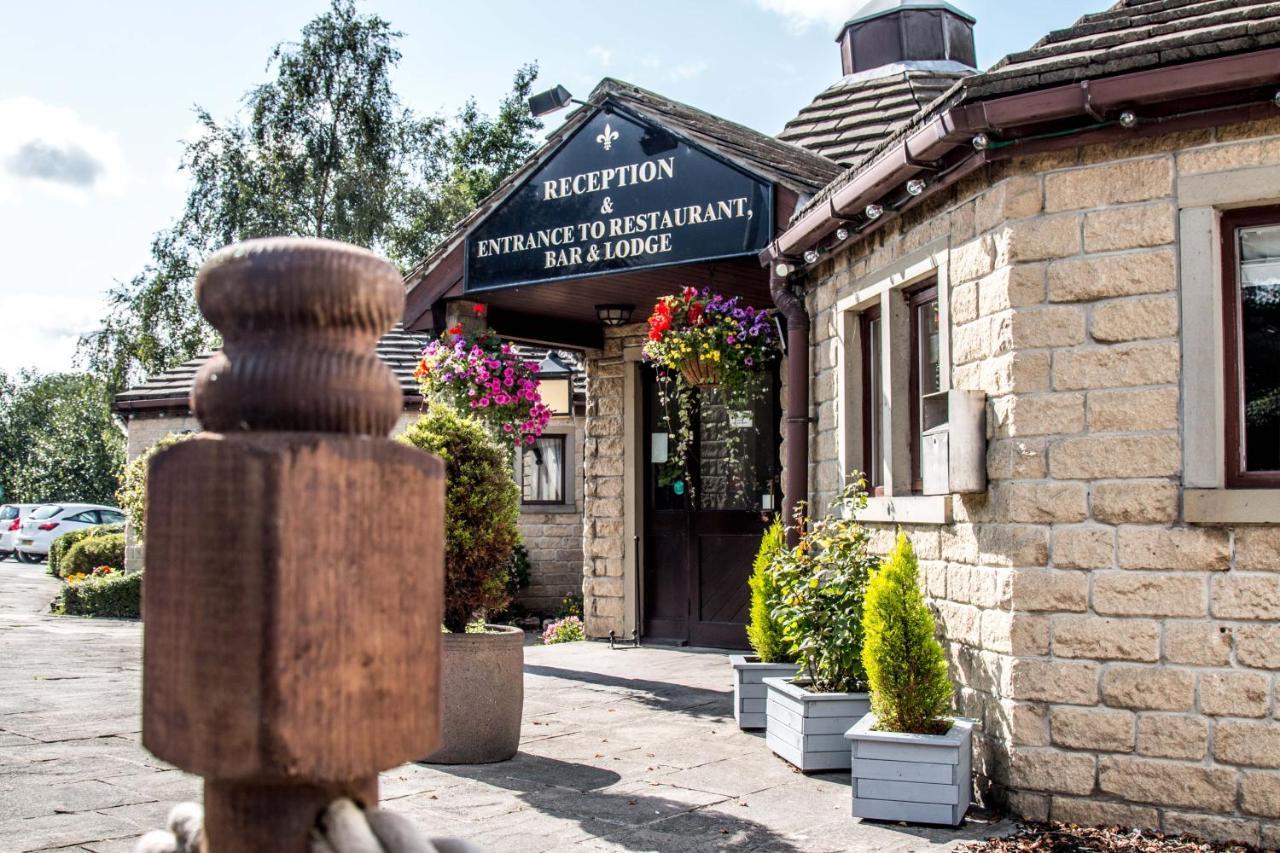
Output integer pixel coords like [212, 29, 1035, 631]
[921, 390, 986, 496]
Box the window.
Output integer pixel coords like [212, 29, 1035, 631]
[29, 506, 61, 520]
[909, 283, 940, 493]
[861, 305, 883, 493]
[521, 434, 566, 504]
[1224, 206, 1280, 488]
[101, 510, 126, 524]
[66, 511, 98, 523]
[0, 506, 17, 521]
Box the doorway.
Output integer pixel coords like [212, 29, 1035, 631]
[640, 366, 781, 648]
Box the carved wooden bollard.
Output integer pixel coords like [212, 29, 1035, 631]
[142, 238, 444, 852]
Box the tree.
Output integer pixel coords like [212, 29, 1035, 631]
[0, 371, 125, 505]
[80, 0, 541, 395]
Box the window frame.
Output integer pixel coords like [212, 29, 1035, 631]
[860, 304, 884, 495]
[520, 433, 568, 506]
[1221, 204, 1280, 489]
[907, 280, 939, 495]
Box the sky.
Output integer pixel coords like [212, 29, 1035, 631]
[0, 0, 1101, 378]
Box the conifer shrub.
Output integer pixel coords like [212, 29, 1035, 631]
[771, 480, 878, 693]
[399, 405, 520, 632]
[746, 518, 791, 663]
[862, 531, 953, 735]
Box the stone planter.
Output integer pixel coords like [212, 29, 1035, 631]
[845, 712, 974, 826]
[422, 625, 524, 764]
[763, 676, 869, 772]
[729, 655, 799, 730]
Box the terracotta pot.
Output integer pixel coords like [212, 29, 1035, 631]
[421, 624, 524, 764]
[679, 357, 720, 388]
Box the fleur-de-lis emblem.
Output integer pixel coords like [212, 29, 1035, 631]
[596, 123, 619, 151]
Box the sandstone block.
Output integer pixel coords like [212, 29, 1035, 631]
[981, 609, 1050, 655]
[996, 215, 1082, 264]
[1179, 137, 1280, 174]
[952, 236, 997, 283]
[952, 281, 978, 324]
[1007, 659, 1099, 704]
[1090, 479, 1179, 524]
[1083, 203, 1176, 252]
[1051, 798, 1159, 831]
[1048, 250, 1176, 302]
[1118, 526, 1230, 571]
[1049, 434, 1180, 479]
[1044, 158, 1173, 212]
[1137, 715, 1208, 760]
[1000, 481, 1088, 523]
[1094, 573, 1204, 618]
[977, 524, 1050, 567]
[1008, 791, 1051, 823]
[1009, 748, 1097, 795]
[1052, 341, 1179, 390]
[1102, 666, 1195, 711]
[1165, 620, 1232, 665]
[1161, 812, 1261, 848]
[1098, 756, 1235, 811]
[1050, 707, 1135, 752]
[1200, 671, 1271, 718]
[1087, 386, 1180, 433]
[976, 174, 1043, 232]
[1242, 771, 1280, 818]
[992, 393, 1084, 437]
[1012, 568, 1088, 612]
[1236, 624, 1280, 669]
[1054, 615, 1160, 662]
[1213, 720, 1280, 767]
[1012, 306, 1088, 349]
[1090, 296, 1179, 343]
[979, 264, 1047, 315]
[987, 438, 1048, 480]
[1054, 525, 1114, 569]
[1213, 574, 1280, 620]
[1237, 528, 1280, 571]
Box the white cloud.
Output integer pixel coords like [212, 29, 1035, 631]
[0, 97, 126, 203]
[0, 292, 106, 376]
[587, 46, 613, 67]
[754, 0, 856, 33]
[669, 61, 710, 81]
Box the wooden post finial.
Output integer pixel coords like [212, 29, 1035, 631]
[143, 238, 445, 852]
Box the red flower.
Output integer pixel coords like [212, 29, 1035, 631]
[413, 359, 430, 380]
[648, 328, 662, 341]
[687, 303, 704, 326]
[448, 324, 464, 335]
[471, 304, 486, 315]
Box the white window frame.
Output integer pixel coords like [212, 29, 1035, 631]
[834, 238, 953, 524]
[1179, 161, 1280, 523]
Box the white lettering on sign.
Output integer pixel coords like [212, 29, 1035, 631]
[543, 157, 675, 200]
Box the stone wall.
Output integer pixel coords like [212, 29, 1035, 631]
[804, 116, 1280, 846]
[515, 416, 586, 615]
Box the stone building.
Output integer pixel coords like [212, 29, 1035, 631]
[115, 326, 587, 615]
[403, 0, 1280, 842]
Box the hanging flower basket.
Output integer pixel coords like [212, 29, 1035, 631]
[679, 356, 721, 389]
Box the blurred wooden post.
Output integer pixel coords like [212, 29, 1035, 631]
[141, 238, 445, 852]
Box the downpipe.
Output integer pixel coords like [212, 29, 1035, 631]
[769, 263, 810, 547]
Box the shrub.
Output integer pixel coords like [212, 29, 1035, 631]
[48, 523, 124, 576]
[56, 569, 141, 618]
[542, 616, 584, 645]
[399, 405, 520, 632]
[862, 532, 953, 735]
[117, 432, 194, 540]
[559, 592, 583, 619]
[61, 533, 126, 579]
[771, 479, 878, 694]
[746, 518, 791, 663]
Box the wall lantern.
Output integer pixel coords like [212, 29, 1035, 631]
[595, 303, 634, 326]
[535, 352, 576, 416]
[529, 85, 580, 118]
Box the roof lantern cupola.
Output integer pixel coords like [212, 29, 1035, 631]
[836, 0, 977, 76]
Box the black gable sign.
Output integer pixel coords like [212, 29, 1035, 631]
[464, 106, 773, 292]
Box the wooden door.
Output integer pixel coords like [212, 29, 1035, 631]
[641, 367, 779, 648]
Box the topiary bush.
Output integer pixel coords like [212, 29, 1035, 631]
[61, 532, 126, 579]
[747, 518, 791, 663]
[117, 432, 194, 540]
[48, 524, 121, 577]
[862, 531, 953, 735]
[399, 405, 520, 632]
[56, 568, 141, 618]
[771, 479, 878, 694]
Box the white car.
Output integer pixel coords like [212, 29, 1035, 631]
[14, 503, 126, 563]
[0, 504, 40, 560]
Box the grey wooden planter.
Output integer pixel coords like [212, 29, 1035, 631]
[729, 655, 798, 730]
[845, 712, 974, 826]
[763, 676, 870, 772]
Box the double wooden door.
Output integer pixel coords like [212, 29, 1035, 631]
[641, 366, 780, 648]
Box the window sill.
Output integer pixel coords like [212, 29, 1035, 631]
[520, 503, 578, 515]
[1185, 489, 1280, 524]
[856, 495, 952, 525]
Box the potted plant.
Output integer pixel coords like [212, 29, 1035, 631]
[846, 531, 972, 826]
[730, 518, 798, 729]
[400, 404, 524, 764]
[764, 480, 878, 772]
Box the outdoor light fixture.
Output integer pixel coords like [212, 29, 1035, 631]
[972, 133, 991, 151]
[1118, 110, 1138, 128]
[528, 85, 577, 117]
[595, 304, 634, 326]
[535, 352, 575, 416]
[1273, 90, 1280, 108]
[802, 249, 819, 264]
[906, 178, 927, 196]
[774, 262, 792, 277]
[835, 226, 850, 242]
[865, 203, 884, 220]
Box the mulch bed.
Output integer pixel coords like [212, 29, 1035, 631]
[961, 823, 1264, 853]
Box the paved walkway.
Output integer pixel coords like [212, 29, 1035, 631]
[0, 558, 1011, 852]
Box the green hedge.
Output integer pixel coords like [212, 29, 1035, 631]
[56, 570, 142, 619]
[61, 533, 126, 578]
[48, 523, 124, 577]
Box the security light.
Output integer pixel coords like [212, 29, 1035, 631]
[1118, 110, 1138, 128]
[906, 178, 927, 196]
[528, 85, 576, 117]
[972, 133, 991, 150]
[774, 262, 792, 277]
[595, 304, 635, 326]
[865, 204, 884, 220]
[835, 227, 850, 242]
[803, 249, 820, 264]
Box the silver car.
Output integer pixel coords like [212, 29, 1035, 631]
[0, 504, 40, 560]
[14, 503, 126, 563]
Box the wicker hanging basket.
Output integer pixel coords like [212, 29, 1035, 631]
[679, 357, 721, 389]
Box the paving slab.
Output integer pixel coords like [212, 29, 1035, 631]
[0, 557, 1013, 852]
